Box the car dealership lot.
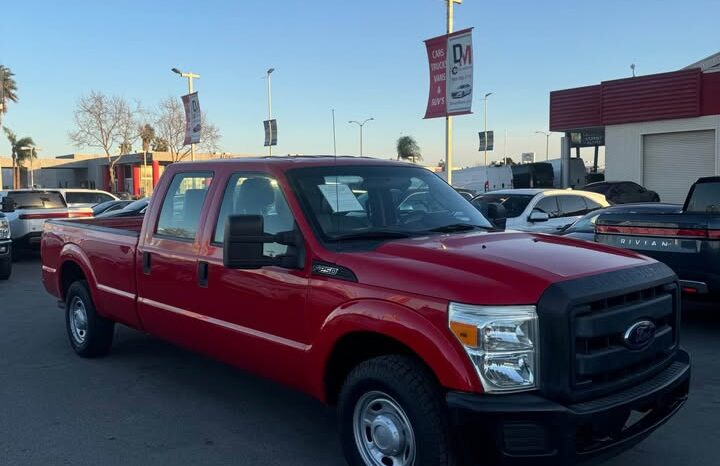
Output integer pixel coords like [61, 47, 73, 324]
[1, 258, 719, 466]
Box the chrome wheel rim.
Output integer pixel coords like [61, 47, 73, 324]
[69, 296, 89, 345]
[353, 391, 416, 466]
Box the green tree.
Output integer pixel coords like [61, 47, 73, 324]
[396, 135, 422, 163]
[3, 132, 36, 188]
[151, 137, 169, 152]
[3, 127, 18, 188]
[0, 65, 18, 118]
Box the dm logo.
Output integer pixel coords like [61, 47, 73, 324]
[623, 320, 656, 350]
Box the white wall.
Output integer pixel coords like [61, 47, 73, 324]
[605, 115, 720, 184]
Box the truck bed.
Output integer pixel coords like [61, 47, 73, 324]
[41, 215, 143, 327]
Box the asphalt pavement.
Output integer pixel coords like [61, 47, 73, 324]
[1, 258, 719, 466]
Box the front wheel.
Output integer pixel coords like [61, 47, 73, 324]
[338, 355, 454, 466]
[65, 280, 115, 357]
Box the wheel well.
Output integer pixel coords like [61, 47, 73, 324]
[324, 332, 433, 405]
[60, 261, 86, 299]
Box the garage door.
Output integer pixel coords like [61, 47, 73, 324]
[643, 130, 716, 203]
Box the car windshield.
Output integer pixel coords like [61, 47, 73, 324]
[566, 210, 603, 232]
[4, 191, 66, 209]
[471, 193, 534, 218]
[287, 165, 493, 241]
[584, 183, 610, 194]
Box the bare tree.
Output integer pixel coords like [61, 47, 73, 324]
[68, 91, 138, 191]
[153, 96, 221, 162]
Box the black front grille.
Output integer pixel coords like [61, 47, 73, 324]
[570, 283, 679, 398]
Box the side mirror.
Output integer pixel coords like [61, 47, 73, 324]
[528, 210, 549, 223]
[487, 202, 507, 231]
[1, 197, 16, 213]
[223, 215, 303, 270]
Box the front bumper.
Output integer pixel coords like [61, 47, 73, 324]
[0, 239, 11, 258]
[447, 350, 690, 466]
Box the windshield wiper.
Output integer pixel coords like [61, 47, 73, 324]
[426, 223, 485, 233]
[326, 230, 414, 242]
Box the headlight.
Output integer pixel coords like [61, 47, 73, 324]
[0, 218, 10, 240]
[449, 303, 539, 393]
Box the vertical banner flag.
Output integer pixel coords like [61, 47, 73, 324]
[264, 119, 277, 147]
[424, 28, 474, 119]
[182, 92, 202, 145]
[478, 131, 494, 151]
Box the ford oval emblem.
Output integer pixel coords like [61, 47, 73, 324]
[623, 320, 656, 350]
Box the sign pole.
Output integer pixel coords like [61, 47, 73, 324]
[445, 0, 456, 185]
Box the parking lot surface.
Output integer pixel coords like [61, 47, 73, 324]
[1, 258, 719, 466]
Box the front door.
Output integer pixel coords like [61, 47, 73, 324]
[197, 172, 310, 389]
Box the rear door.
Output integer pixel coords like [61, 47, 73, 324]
[136, 171, 215, 347]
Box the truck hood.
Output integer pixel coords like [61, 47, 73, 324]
[335, 231, 655, 305]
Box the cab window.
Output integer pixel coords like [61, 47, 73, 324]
[214, 174, 295, 257]
[155, 172, 213, 240]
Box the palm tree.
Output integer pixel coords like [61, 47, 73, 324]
[3, 127, 19, 188]
[0, 65, 18, 119]
[139, 123, 155, 166]
[396, 135, 422, 163]
[15, 136, 37, 187]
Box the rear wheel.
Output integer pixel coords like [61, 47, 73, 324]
[0, 256, 11, 280]
[338, 355, 454, 466]
[65, 280, 115, 357]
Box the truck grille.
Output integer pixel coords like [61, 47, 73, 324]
[569, 283, 679, 399]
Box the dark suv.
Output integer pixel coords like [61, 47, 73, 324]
[584, 181, 660, 204]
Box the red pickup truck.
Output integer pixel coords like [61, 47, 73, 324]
[41, 157, 689, 466]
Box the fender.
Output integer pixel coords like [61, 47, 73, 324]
[306, 298, 482, 402]
[58, 242, 100, 301]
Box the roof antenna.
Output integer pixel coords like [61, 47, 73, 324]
[630, 63, 636, 77]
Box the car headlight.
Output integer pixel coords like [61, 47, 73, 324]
[449, 303, 539, 393]
[0, 218, 10, 240]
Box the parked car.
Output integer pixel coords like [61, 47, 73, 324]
[471, 188, 609, 233]
[596, 176, 720, 296]
[95, 198, 149, 218]
[92, 200, 133, 217]
[56, 189, 118, 208]
[454, 187, 475, 201]
[41, 157, 689, 465]
[0, 212, 11, 279]
[556, 203, 683, 241]
[0, 190, 93, 254]
[584, 181, 660, 204]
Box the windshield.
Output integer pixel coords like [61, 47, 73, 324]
[566, 210, 603, 233]
[4, 191, 66, 209]
[686, 182, 720, 213]
[584, 183, 610, 195]
[471, 193, 534, 218]
[287, 165, 493, 241]
[65, 191, 115, 205]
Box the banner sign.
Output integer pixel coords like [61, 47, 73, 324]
[264, 119, 277, 147]
[182, 92, 201, 145]
[424, 28, 474, 119]
[479, 131, 494, 151]
[570, 128, 605, 147]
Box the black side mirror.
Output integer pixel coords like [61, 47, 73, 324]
[1, 197, 16, 213]
[223, 215, 304, 270]
[487, 203, 507, 230]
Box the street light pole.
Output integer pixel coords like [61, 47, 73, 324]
[19, 145, 41, 188]
[171, 68, 200, 161]
[348, 118, 374, 156]
[535, 131, 551, 160]
[483, 92, 492, 166]
[445, 0, 462, 184]
[266, 68, 274, 156]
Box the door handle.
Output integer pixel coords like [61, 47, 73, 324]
[198, 260, 209, 287]
[143, 251, 151, 275]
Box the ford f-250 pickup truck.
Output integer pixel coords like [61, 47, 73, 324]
[41, 157, 689, 466]
[597, 176, 720, 297]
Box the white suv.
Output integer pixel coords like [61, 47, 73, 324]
[471, 189, 609, 233]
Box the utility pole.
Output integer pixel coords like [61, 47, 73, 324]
[535, 131, 551, 160]
[445, 0, 462, 184]
[171, 68, 200, 161]
[348, 118, 374, 156]
[331, 109, 337, 157]
[266, 68, 274, 156]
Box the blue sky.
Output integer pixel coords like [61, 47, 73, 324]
[1, 0, 718, 168]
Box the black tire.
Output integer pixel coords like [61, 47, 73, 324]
[0, 257, 10, 280]
[338, 355, 454, 466]
[65, 280, 115, 357]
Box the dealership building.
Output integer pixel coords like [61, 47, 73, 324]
[550, 52, 720, 203]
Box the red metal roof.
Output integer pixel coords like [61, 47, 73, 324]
[550, 68, 718, 131]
